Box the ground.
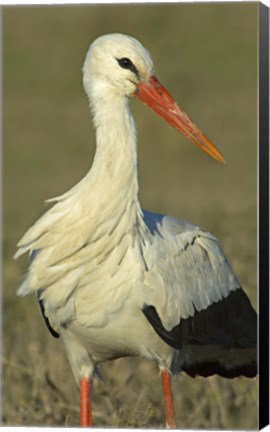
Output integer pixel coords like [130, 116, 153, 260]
[3, 4, 258, 428]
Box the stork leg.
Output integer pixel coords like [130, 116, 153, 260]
[161, 369, 176, 429]
[80, 377, 92, 427]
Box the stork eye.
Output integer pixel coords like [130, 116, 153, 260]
[116, 57, 139, 78]
[117, 57, 134, 70]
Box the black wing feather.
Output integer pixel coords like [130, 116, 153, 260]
[143, 288, 257, 378]
[38, 298, 60, 339]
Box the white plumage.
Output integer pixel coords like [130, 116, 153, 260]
[15, 33, 256, 427]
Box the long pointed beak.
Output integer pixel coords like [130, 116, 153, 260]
[134, 76, 225, 164]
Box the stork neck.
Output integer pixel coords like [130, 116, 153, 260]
[82, 92, 147, 249]
[90, 94, 139, 196]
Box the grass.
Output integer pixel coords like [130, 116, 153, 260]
[3, 3, 258, 428]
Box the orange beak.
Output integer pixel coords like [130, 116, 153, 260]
[134, 76, 225, 164]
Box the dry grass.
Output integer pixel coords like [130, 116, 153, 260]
[3, 4, 258, 428]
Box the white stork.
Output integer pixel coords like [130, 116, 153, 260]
[15, 33, 257, 428]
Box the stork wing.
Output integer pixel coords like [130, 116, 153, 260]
[38, 296, 60, 339]
[142, 210, 257, 378]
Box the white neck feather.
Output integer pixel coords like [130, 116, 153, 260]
[75, 89, 146, 244]
[90, 92, 138, 193]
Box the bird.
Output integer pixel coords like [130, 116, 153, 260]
[15, 33, 257, 428]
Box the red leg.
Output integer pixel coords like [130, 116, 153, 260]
[161, 369, 176, 429]
[80, 377, 92, 427]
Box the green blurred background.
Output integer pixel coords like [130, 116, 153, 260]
[3, 3, 257, 428]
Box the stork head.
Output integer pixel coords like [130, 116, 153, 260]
[83, 33, 225, 164]
[83, 33, 154, 98]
